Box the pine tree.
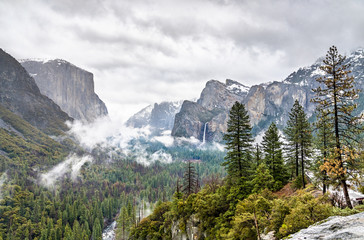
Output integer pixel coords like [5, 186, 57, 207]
[223, 101, 253, 182]
[251, 163, 275, 193]
[297, 103, 313, 188]
[262, 123, 287, 189]
[312, 45, 363, 209]
[314, 110, 334, 194]
[117, 206, 130, 240]
[182, 161, 197, 197]
[92, 218, 102, 240]
[254, 143, 262, 168]
[284, 100, 302, 179]
[284, 100, 313, 188]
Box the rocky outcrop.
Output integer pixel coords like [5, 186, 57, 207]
[127, 100, 183, 132]
[172, 49, 364, 142]
[172, 100, 217, 140]
[171, 214, 202, 240]
[289, 212, 364, 239]
[20, 59, 108, 122]
[0, 49, 71, 134]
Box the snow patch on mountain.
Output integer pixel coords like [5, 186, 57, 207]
[310, 67, 325, 77]
[227, 83, 250, 94]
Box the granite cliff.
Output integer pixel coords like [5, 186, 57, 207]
[21, 59, 108, 122]
[0, 49, 71, 134]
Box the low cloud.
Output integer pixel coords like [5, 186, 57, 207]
[151, 130, 174, 147]
[0, 172, 8, 199]
[39, 154, 93, 188]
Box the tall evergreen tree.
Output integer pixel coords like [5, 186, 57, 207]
[262, 123, 287, 189]
[297, 103, 313, 188]
[284, 100, 302, 179]
[117, 206, 130, 240]
[254, 143, 263, 168]
[312, 45, 363, 209]
[182, 161, 197, 197]
[313, 110, 333, 194]
[284, 100, 313, 188]
[223, 101, 253, 182]
[91, 218, 102, 240]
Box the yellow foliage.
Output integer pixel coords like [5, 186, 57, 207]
[319, 146, 359, 179]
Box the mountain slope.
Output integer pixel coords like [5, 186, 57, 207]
[0, 49, 71, 134]
[20, 59, 108, 122]
[0, 104, 72, 172]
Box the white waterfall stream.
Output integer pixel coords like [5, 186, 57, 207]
[202, 122, 207, 144]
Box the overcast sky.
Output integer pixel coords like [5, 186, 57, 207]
[1, 0, 364, 121]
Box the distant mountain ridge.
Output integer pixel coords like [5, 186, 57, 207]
[126, 100, 183, 134]
[169, 48, 364, 142]
[122, 48, 364, 143]
[20, 59, 108, 122]
[0, 49, 71, 134]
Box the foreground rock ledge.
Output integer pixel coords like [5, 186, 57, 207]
[289, 212, 364, 240]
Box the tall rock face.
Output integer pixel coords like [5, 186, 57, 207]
[172, 79, 252, 142]
[20, 59, 108, 122]
[172, 49, 364, 142]
[127, 100, 183, 133]
[172, 80, 249, 142]
[172, 100, 217, 140]
[0, 49, 71, 134]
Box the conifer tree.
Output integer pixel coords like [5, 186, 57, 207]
[182, 161, 197, 197]
[284, 100, 302, 178]
[262, 123, 287, 189]
[92, 218, 102, 240]
[223, 101, 253, 182]
[314, 110, 333, 194]
[284, 100, 313, 188]
[254, 143, 262, 168]
[297, 104, 313, 188]
[251, 163, 274, 193]
[117, 206, 130, 240]
[312, 45, 363, 208]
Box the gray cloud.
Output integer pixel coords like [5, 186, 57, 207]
[1, 0, 364, 121]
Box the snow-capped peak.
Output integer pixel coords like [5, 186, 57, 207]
[18, 58, 52, 64]
[226, 79, 250, 95]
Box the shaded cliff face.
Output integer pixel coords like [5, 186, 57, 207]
[0, 49, 71, 134]
[172, 100, 217, 140]
[126, 100, 183, 132]
[172, 49, 364, 142]
[172, 79, 250, 142]
[20, 59, 108, 122]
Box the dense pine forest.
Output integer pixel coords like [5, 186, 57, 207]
[0, 102, 225, 239]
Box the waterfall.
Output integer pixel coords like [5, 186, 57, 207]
[202, 122, 207, 144]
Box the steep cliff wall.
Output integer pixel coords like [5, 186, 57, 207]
[21, 59, 108, 122]
[0, 49, 71, 134]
